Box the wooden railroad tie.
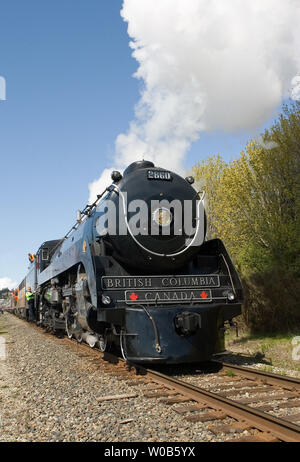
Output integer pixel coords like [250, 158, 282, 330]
[226, 432, 280, 443]
[236, 391, 299, 405]
[284, 412, 300, 423]
[208, 421, 252, 436]
[185, 410, 227, 423]
[217, 380, 259, 389]
[220, 386, 274, 397]
[143, 384, 166, 390]
[256, 400, 300, 412]
[160, 396, 195, 405]
[96, 393, 138, 402]
[127, 380, 148, 386]
[143, 390, 179, 398]
[173, 404, 208, 414]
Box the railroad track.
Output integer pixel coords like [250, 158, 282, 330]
[133, 362, 300, 442]
[8, 314, 300, 442]
[67, 338, 300, 442]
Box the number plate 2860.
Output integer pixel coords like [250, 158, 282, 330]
[147, 170, 172, 181]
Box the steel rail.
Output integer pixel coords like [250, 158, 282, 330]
[8, 315, 300, 441]
[133, 364, 300, 442]
[214, 361, 300, 391]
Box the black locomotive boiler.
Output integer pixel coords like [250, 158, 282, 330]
[14, 160, 243, 364]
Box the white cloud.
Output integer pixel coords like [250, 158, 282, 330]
[291, 75, 300, 101]
[88, 168, 116, 204]
[0, 277, 17, 290]
[254, 135, 278, 151]
[89, 0, 300, 202]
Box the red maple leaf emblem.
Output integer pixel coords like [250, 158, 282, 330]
[200, 291, 208, 299]
[129, 292, 139, 301]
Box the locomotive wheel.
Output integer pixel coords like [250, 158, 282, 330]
[99, 334, 107, 352]
[99, 332, 111, 352]
[66, 311, 82, 341]
[75, 333, 83, 343]
[65, 314, 74, 339]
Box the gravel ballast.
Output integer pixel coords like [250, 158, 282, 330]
[0, 313, 231, 442]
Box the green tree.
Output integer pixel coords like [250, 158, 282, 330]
[192, 101, 300, 331]
[192, 155, 226, 239]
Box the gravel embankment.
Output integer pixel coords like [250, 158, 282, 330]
[0, 313, 231, 442]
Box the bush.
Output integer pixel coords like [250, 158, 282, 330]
[192, 101, 300, 332]
[242, 271, 300, 332]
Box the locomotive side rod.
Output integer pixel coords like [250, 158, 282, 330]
[133, 364, 300, 442]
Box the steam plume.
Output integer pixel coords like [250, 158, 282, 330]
[0, 277, 17, 290]
[89, 0, 300, 202]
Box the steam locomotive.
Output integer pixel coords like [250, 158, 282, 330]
[13, 160, 243, 363]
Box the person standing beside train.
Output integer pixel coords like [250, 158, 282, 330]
[26, 287, 35, 322]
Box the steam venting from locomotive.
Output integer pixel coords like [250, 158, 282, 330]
[89, 0, 300, 203]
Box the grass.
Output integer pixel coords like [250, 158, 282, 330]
[0, 317, 6, 335]
[225, 326, 299, 343]
[226, 369, 235, 378]
[225, 326, 300, 374]
[0, 313, 8, 337]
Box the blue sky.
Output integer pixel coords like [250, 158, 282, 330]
[0, 1, 285, 286]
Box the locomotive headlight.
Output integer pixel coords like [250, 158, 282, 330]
[153, 207, 172, 227]
[227, 291, 235, 302]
